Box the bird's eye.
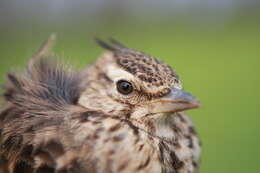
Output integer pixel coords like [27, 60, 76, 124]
[116, 80, 133, 95]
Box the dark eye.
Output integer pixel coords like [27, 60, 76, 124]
[116, 80, 133, 95]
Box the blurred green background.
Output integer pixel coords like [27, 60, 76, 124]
[0, 1, 259, 172]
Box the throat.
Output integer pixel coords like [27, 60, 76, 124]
[154, 113, 181, 140]
[130, 113, 182, 143]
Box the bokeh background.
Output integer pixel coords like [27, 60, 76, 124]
[0, 0, 259, 172]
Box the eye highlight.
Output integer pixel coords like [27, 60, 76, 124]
[116, 80, 133, 95]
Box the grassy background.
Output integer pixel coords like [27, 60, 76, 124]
[0, 3, 260, 173]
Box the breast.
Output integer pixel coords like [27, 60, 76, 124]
[153, 112, 201, 173]
[77, 117, 162, 173]
[70, 112, 200, 173]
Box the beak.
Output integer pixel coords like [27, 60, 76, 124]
[147, 88, 201, 114]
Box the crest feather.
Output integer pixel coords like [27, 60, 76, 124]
[95, 37, 128, 51]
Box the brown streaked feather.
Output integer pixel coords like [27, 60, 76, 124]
[0, 43, 86, 172]
[4, 59, 82, 111]
[0, 50, 141, 173]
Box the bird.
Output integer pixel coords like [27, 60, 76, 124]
[0, 35, 201, 173]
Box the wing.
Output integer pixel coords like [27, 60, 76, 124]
[0, 36, 96, 173]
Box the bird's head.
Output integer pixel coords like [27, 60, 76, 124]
[79, 39, 200, 119]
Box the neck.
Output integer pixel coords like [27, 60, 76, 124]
[129, 113, 181, 142]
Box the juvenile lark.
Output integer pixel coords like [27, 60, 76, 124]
[0, 35, 201, 173]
